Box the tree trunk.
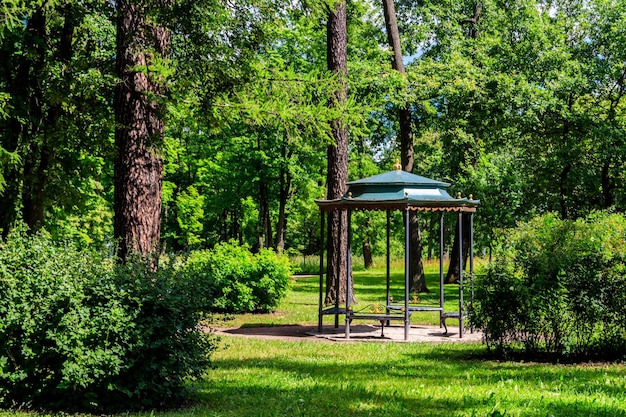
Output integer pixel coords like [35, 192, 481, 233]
[601, 159, 614, 209]
[325, 0, 351, 305]
[362, 216, 374, 269]
[22, 4, 75, 233]
[382, 0, 427, 292]
[408, 213, 427, 292]
[257, 180, 272, 250]
[22, 144, 54, 231]
[114, 0, 169, 264]
[445, 2, 482, 281]
[362, 241, 374, 269]
[274, 142, 292, 253]
[0, 8, 46, 237]
[445, 213, 472, 284]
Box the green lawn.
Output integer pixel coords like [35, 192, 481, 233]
[7, 261, 626, 416]
[182, 338, 626, 417]
[182, 261, 626, 417]
[219, 258, 481, 329]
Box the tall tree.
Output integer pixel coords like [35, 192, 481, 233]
[444, 0, 482, 283]
[325, 0, 351, 304]
[0, 1, 115, 239]
[114, 0, 170, 262]
[381, 0, 427, 292]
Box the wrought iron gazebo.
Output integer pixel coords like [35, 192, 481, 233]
[315, 163, 480, 340]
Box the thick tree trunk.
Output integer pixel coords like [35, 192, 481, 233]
[114, 0, 169, 264]
[325, 0, 351, 305]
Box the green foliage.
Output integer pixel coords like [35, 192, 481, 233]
[176, 185, 205, 248]
[0, 227, 217, 412]
[184, 241, 291, 313]
[471, 211, 626, 359]
[108, 256, 217, 411]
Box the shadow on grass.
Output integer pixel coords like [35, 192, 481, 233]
[191, 340, 626, 417]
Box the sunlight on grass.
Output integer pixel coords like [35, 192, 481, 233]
[145, 337, 626, 417]
[7, 258, 626, 417]
[189, 259, 626, 417]
[217, 259, 487, 329]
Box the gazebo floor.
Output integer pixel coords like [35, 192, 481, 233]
[310, 323, 484, 343]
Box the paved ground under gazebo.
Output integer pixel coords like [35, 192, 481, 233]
[216, 324, 484, 343]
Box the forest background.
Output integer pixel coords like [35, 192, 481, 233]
[1, 0, 625, 267]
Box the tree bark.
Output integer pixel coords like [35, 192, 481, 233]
[325, 0, 351, 305]
[445, 212, 472, 284]
[114, 0, 170, 264]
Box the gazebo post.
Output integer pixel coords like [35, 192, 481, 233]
[334, 210, 342, 329]
[458, 211, 464, 338]
[470, 211, 475, 333]
[439, 211, 444, 328]
[404, 207, 410, 341]
[386, 210, 391, 318]
[345, 209, 352, 339]
[318, 211, 325, 333]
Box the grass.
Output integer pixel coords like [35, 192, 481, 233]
[189, 260, 626, 416]
[179, 338, 626, 417]
[218, 258, 483, 329]
[7, 260, 626, 416]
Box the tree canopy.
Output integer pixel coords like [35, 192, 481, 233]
[0, 0, 623, 264]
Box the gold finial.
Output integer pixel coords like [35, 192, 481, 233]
[457, 192, 462, 199]
[348, 192, 352, 198]
[393, 159, 402, 170]
[469, 194, 473, 200]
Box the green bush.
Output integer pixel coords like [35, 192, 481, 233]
[470, 212, 626, 359]
[185, 241, 291, 313]
[0, 227, 217, 412]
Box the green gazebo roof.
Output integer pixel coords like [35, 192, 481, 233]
[316, 167, 479, 212]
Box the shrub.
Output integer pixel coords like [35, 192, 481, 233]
[470, 212, 626, 359]
[184, 241, 291, 313]
[0, 227, 217, 412]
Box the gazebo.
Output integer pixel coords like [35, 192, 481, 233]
[315, 163, 480, 340]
